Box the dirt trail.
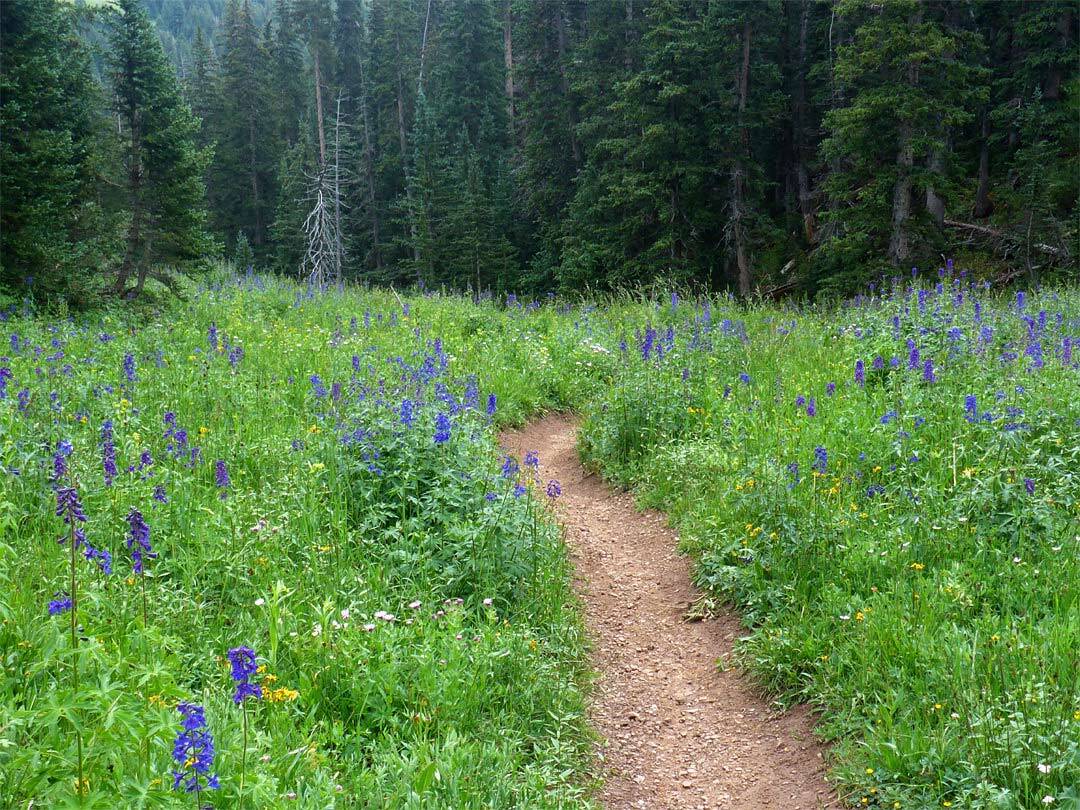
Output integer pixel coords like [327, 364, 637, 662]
[501, 414, 835, 810]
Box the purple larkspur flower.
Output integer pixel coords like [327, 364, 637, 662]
[434, 412, 451, 444]
[825, 382, 836, 397]
[171, 703, 219, 793]
[53, 439, 73, 480]
[208, 323, 218, 351]
[48, 594, 73, 615]
[965, 395, 977, 422]
[0, 366, 11, 399]
[55, 485, 87, 525]
[126, 509, 155, 574]
[806, 397, 817, 417]
[923, 359, 936, 383]
[641, 327, 657, 361]
[486, 393, 497, 417]
[501, 456, 519, 479]
[122, 353, 136, 383]
[400, 399, 415, 427]
[812, 446, 828, 475]
[227, 646, 262, 704]
[214, 461, 230, 498]
[546, 480, 562, 499]
[739, 372, 750, 385]
[854, 359, 865, 387]
[1024, 478, 1035, 495]
[310, 375, 328, 398]
[524, 450, 539, 470]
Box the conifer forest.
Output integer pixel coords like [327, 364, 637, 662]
[1, 1, 1078, 809]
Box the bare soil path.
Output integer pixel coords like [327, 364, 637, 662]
[501, 414, 836, 810]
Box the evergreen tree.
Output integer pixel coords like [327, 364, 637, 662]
[215, 0, 277, 254]
[0, 0, 114, 305]
[820, 0, 983, 285]
[108, 0, 213, 299]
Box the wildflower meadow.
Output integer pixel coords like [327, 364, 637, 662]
[1, 268, 1078, 808]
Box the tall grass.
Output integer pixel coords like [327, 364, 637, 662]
[579, 280, 1079, 809]
[0, 275, 595, 807]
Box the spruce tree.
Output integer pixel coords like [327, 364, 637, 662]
[820, 0, 982, 285]
[108, 0, 213, 299]
[0, 0, 113, 305]
[216, 0, 277, 254]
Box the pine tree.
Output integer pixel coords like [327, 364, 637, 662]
[0, 0, 114, 305]
[108, 0, 213, 299]
[820, 0, 982, 286]
[216, 0, 277, 254]
[269, 0, 309, 149]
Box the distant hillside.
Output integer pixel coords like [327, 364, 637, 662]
[143, 0, 271, 67]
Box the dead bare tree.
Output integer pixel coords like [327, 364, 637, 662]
[301, 91, 351, 288]
[300, 169, 338, 288]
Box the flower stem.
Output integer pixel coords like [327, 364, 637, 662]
[69, 518, 84, 801]
[239, 703, 248, 808]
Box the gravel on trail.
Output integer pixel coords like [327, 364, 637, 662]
[501, 414, 836, 810]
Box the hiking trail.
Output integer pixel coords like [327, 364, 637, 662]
[501, 414, 835, 810]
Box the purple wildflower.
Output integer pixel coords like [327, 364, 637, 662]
[524, 450, 539, 470]
[486, 393, 497, 417]
[126, 509, 155, 574]
[854, 359, 865, 387]
[400, 399, 415, 427]
[812, 446, 828, 475]
[1024, 478, 1035, 495]
[214, 460, 230, 496]
[546, 480, 562, 499]
[806, 397, 817, 417]
[434, 412, 451, 444]
[227, 646, 262, 704]
[923, 359, 936, 383]
[310, 375, 328, 398]
[122, 353, 136, 383]
[48, 595, 73, 615]
[641, 327, 657, 361]
[171, 703, 219, 793]
[152, 484, 168, 504]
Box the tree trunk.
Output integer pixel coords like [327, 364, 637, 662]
[555, 2, 580, 166]
[925, 130, 947, 228]
[733, 18, 752, 297]
[418, 0, 433, 90]
[394, 32, 408, 160]
[888, 123, 914, 265]
[888, 5, 921, 267]
[313, 48, 326, 168]
[1041, 7, 1072, 101]
[248, 109, 262, 246]
[793, 0, 815, 242]
[356, 40, 382, 270]
[117, 107, 143, 296]
[624, 0, 634, 71]
[974, 110, 993, 218]
[503, 0, 515, 134]
[333, 93, 344, 284]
